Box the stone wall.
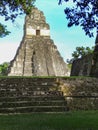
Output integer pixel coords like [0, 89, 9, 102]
[90, 44, 98, 77]
[0, 77, 98, 110]
[71, 54, 93, 76]
[57, 77, 98, 110]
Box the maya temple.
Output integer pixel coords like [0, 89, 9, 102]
[8, 7, 69, 76]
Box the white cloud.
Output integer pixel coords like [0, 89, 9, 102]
[0, 42, 19, 64]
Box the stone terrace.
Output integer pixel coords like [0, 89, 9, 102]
[0, 77, 98, 113]
[0, 78, 67, 113]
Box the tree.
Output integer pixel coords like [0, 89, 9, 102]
[0, 0, 36, 38]
[67, 46, 94, 64]
[0, 62, 9, 76]
[58, 0, 98, 37]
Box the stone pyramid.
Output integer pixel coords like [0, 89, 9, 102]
[8, 7, 69, 76]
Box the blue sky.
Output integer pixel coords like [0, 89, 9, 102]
[0, 0, 96, 64]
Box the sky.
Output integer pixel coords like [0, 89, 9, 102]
[0, 0, 96, 64]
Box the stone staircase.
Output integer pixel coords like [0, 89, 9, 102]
[0, 78, 67, 113]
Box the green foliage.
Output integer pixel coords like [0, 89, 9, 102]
[0, 23, 10, 38]
[0, 75, 91, 79]
[67, 63, 72, 69]
[67, 46, 94, 64]
[58, 0, 98, 37]
[0, 62, 9, 76]
[72, 46, 94, 59]
[0, 0, 36, 37]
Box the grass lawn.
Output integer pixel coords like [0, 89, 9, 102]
[0, 111, 98, 130]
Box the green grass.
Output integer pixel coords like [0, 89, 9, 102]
[0, 76, 64, 78]
[0, 111, 98, 130]
[0, 75, 95, 79]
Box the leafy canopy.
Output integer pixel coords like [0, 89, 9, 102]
[58, 0, 98, 37]
[67, 46, 94, 64]
[0, 0, 36, 38]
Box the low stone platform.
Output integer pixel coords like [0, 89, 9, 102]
[0, 77, 98, 113]
[0, 78, 67, 113]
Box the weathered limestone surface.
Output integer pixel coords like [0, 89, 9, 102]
[8, 7, 69, 76]
[0, 77, 98, 112]
[57, 77, 98, 110]
[71, 54, 93, 76]
[0, 78, 67, 113]
[90, 33, 98, 77]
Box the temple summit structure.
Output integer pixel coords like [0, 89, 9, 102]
[8, 7, 69, 76]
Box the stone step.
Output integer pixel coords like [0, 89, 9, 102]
[0, 96, 64, 102]
[0, 78, 67, 113]
[0, 100, 66, 108]
[0, 91, 63, 97]
[0, 106, 66, 113]
[0, 78, 57, 85]
[0, 85, 58, 90]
